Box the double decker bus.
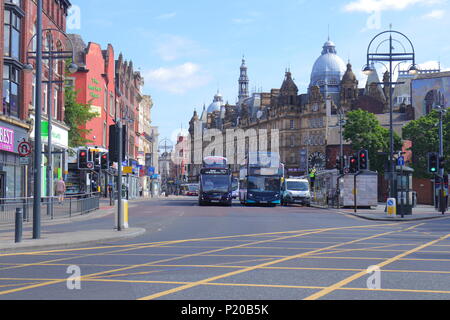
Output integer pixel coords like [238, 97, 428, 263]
[239, 152, 284, 206]
[198, 156, 233, 206]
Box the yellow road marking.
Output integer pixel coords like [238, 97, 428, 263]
[0, 222, 403, 297]
[137, 223, 424, 300]
[304, 232, 450, 300]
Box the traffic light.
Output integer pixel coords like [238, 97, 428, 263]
[349, 155, 358, 173]
[439, 156, 446, 170]
[93, 151, 101, 168]
[428, 153, 439, 174]
[109, 124, 127, 162]
[335, 157, 342, 170]
[78, 149, 88, 169]
[101, 152, 109, 170]
[359, 149, 369, 171]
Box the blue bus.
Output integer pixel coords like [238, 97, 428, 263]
[198, 156, 233, 206]
[239, 152, 284, 206]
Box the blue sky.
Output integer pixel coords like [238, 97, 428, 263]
[69, 0, 450, 145]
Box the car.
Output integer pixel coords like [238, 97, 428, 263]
[281, 178, 311, 206]
[186, 184, 199, 196]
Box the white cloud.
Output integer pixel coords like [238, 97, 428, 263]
[144, 63, 212, 94]
[344, 0, 445, 13]
[155, 35, 207, 62]
[156, 12, 177, 20]
[422, 9, 446, 19]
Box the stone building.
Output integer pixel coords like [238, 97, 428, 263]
[187, 38, 424, 180]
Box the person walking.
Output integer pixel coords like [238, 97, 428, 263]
[55, 177, 66, 204]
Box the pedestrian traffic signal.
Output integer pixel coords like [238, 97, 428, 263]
[101, 152, 109, 170]
[359, 149, 369, 171]
[78, 149, 88, 169]
[428, 153, 439, 174]
[349, 155, 358, 173]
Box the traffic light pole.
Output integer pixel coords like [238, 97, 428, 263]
[117, 120, 123, 231]
[439, 110, 445, 215]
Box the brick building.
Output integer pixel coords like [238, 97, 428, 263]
[1, 0, 71, 199]
[68, 34, 116, 148]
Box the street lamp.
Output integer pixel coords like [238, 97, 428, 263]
[25, 28, 77, 221]
[434, 90, 447, 215]
[363, 29, 418, 205]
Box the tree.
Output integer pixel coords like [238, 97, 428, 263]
[343, 109, 402, 174]
[402, 110, 450, 178]
[63, 61, 98, 147]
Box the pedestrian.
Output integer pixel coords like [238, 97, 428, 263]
[55, 177, 66, 204]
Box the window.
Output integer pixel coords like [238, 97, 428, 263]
[103, 122, 107, 147]
[104, 86, 108, 112]
[110, 92, 114, 117]
[43, 85, 48, 114]
[3, 9, 22, 60]
[31, 74, 36, 109]
[290, 120, 295, 129]
[53, 89, 58, 119]
[2, 64, 20, 117]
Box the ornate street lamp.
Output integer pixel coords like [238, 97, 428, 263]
[362, 29, 418, 206]
[25, 25, 77, 231]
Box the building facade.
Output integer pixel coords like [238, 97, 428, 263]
[1, 0, 71, 199]
[187, 39, 421, 181]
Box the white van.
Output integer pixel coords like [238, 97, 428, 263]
[281, 178, 311, 206]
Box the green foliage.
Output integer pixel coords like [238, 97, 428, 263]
[63, 60, 99, 147]
[402, 110, 450, 178]
[343, 109, 402, 174]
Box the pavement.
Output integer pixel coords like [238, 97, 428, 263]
[338, 204, 450, 222]
[0, 197, 154, 253]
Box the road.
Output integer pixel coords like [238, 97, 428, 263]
[0, 197, 449, 300]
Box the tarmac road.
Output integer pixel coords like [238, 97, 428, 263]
[0, 196, 449, 300]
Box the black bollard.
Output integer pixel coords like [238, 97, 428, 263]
[15, 208, 23, 243]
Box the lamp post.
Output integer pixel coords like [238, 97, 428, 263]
[24, 3, 77, 237]
[362, 29, 418, 206]
[434, 90, 447, 215]
[24, 29, 77, 220]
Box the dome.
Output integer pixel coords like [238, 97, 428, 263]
[310, 40, 346, 92]
[207, 91, 224, 113]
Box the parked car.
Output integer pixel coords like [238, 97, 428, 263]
[281, 178, 311, 206]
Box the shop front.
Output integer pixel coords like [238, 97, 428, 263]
[30, 116, 69, 197]
[0, 120, 29, 199]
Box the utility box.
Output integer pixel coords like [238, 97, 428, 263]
[395, 165, 414, 216]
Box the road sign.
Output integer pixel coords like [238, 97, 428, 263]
[18, 141, 32, 157]
[344, 167, 350, 174]
[19, 157, 30, 165]
[122, 166, 133, 174]
[398, 156, 405, 166]
[86, 162, 94, 170]
[387, 198, 396, 216]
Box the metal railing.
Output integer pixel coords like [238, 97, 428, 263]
[0, 193, 100, 225]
